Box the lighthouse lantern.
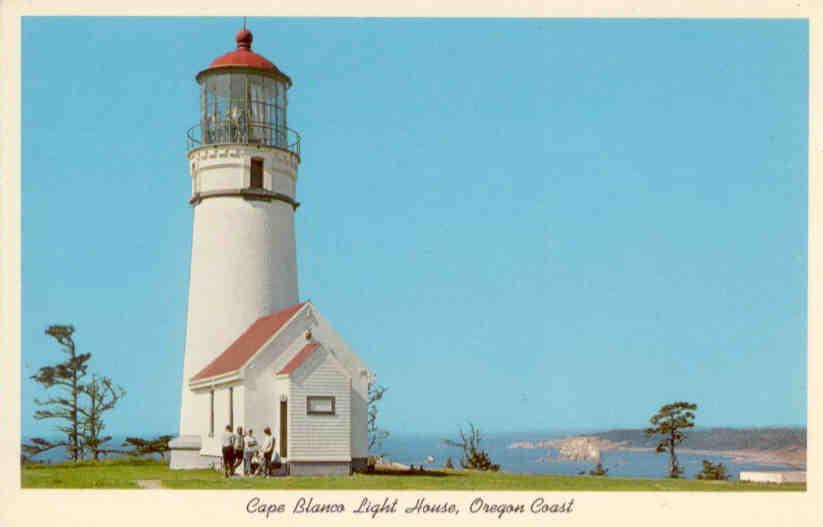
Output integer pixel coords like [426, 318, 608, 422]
[187, 29, 298, 154]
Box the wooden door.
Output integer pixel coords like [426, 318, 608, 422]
[279, 400, 288, 458]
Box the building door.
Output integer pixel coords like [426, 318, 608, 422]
[279, 400, 288, 458]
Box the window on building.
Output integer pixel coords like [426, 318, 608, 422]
[250, 158, 264, 188]
[307, 396, 335, 416]
[209, 390, 215, 437]
[228, 387, 234, 430]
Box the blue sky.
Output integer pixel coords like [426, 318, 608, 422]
[22, 17, 807, 439]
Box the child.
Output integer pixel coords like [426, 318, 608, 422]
[243, 429, 258, 476]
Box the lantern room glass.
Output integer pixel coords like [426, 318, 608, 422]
[198, 70, 289, 149]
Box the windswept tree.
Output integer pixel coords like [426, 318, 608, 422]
[368, 382, 390, 451]
[24, 325, 90, 461]
[645, 401, 697, 478]
[442, 422, 500, 472]
[79, 375, 126, 460]
[122, 435, 174, 460]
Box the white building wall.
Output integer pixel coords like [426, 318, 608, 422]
[242, 319, 308, 437]
[191, 384, 241, 458]
[350, 385, 369, 459]
[178, 144, 299, 437]
[201, 388, 223, 458]
[192, 151, 297, 195]
[311, 309, 370, 458]
[190, 390, 210, 439]
[234, 384, 245, 429]
[288, 348, 351, 461]
[213, 387, 228, 435]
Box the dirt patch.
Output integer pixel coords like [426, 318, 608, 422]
[136, 479, 164, 489]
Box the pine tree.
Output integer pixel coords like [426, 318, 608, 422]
[24, 325, 90, 461]
[79, 375, 126, 460]
[645, 401, 697, 479]
[122, 435, 174, 460]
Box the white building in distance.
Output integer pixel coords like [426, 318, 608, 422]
[168, 27, 371, 475]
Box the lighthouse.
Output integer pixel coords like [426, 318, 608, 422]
[177, 27, 300, 441]
[170, 26, 371, 475]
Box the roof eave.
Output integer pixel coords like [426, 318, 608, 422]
[195, 64, 293, 87]
[236, 301, 311, 378]
[188, 301, 311, 384]
[189, 370, 242, 390]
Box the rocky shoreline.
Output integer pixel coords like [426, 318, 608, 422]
[509, 436, 806, 469]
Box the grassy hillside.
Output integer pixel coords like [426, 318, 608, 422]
[20, 458, 805, 491]
[593, 427, 806, 451]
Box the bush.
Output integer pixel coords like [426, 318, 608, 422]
[442, 423, 500, 472]
[463, 448, 500, 472]
[695, 459, 729, 481]
[588, 463, 608, 476]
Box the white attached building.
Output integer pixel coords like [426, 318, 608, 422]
[168, 28, 371, 475]
[171, 301, 371, 475]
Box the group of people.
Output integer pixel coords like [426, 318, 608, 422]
[220, 425, 279, 478]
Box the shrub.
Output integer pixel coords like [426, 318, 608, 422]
[442, 423, 500, 472]
[695, 459, 729, 481]
[588, 462, 608, 476]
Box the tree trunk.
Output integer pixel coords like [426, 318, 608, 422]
[71, 341, 80, 462]
[668, 435, 676, 477]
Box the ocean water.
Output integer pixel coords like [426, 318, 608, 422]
[25, 432, 797, 481]
[377, 432, 797, 481]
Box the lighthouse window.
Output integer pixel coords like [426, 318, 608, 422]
[250, 158, 264, 188]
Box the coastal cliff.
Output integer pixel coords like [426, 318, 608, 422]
[510, 436, 626, 463]
[509, 427, 806, 468]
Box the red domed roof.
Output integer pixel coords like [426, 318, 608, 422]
[200, 29, 291, 85]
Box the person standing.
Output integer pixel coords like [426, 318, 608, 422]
[221, 425, 235, 478]
[260, 427, 275, 477]
[243, 429, 258, 476]
[232, 426, 244, 474]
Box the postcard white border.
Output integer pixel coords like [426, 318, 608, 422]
[1, 1, 819, 526]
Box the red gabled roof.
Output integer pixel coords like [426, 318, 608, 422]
[191, 302, 306, 382]
[277, 342, 321, 375]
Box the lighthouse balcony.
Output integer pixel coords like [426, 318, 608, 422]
[187, 121, 301, 158]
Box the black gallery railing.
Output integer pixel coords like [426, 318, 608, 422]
[187, 120, 301, 156]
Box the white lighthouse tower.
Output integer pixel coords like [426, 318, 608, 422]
[172, 27, 301, 454]
[169, 26, 371, 474]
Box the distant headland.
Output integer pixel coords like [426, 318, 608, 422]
[509, 427, 806, 468]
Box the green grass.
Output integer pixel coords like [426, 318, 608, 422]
[21, 459, 806, 491]
[20, 457, 229, 489]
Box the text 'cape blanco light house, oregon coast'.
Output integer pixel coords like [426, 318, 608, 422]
[168, 27, 372, 476]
